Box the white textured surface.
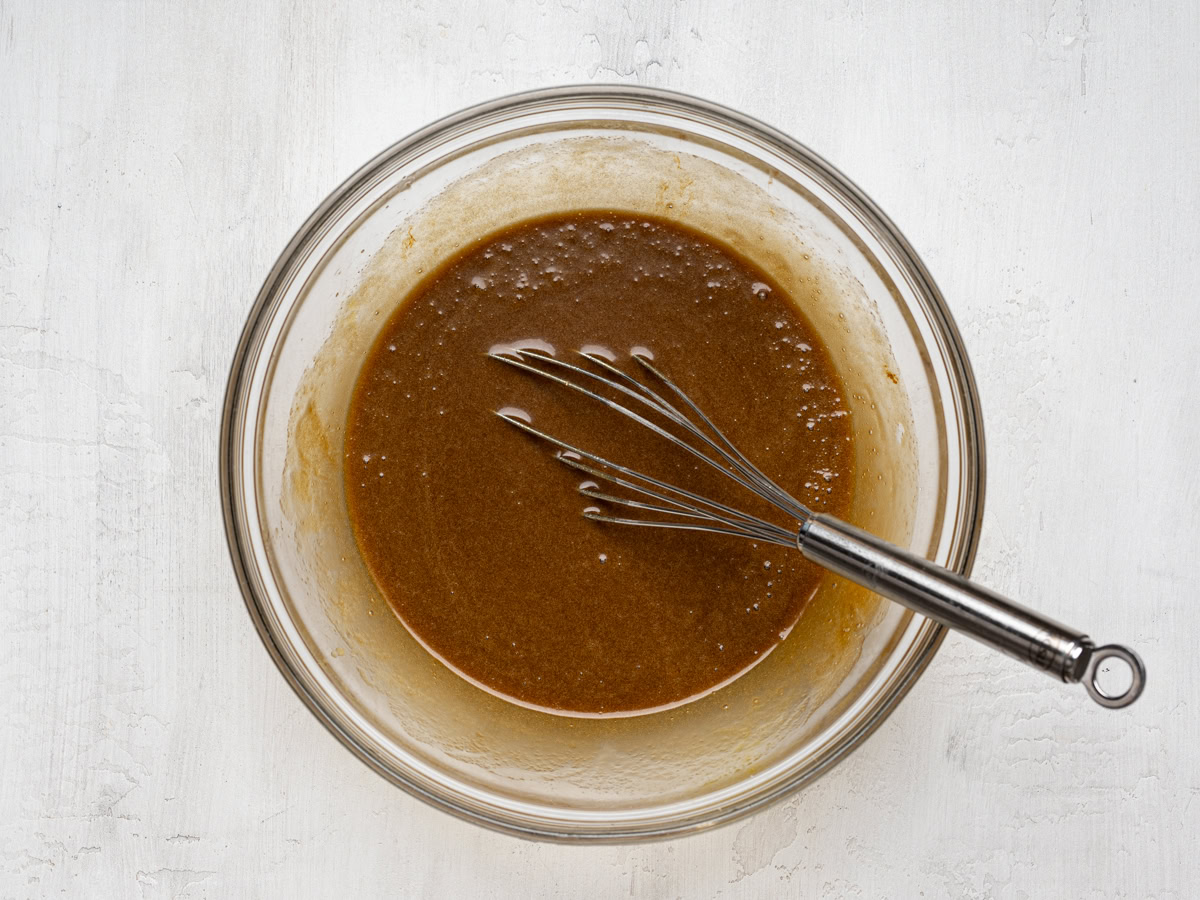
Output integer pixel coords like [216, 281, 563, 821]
[2, 1, 1197, 896]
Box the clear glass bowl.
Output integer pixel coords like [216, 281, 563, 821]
[220, 86, 985, 841]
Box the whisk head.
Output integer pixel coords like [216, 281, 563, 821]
[490, 348, 813, 549]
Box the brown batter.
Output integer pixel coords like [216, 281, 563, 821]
[344, 212, 854, 716]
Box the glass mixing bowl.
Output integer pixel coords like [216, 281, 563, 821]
[220, 86, 985, 841]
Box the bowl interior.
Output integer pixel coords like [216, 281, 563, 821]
[223, 88, 982, 840]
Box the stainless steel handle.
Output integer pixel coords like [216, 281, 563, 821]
[798, 514, 1145, 709]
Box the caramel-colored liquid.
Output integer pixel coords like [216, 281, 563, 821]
[344, 212, 854, 715]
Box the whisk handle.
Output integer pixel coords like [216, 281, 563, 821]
[798, 514, 1145, 709]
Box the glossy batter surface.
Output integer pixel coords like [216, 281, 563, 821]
[344, 212, 854, 715]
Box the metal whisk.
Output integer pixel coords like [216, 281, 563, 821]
[491, 347, 1146, 710]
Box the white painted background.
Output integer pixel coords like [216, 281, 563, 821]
[2, 1, 1197, 896]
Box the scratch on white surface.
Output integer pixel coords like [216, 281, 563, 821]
[135, 867, 217, 898]
[730, 801, 799, 881]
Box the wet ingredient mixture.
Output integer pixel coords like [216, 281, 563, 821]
[345, 212, 855, 715]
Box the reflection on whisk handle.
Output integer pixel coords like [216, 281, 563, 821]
[797, 515, 1145, 709]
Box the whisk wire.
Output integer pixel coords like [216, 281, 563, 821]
[493, 352, 725, 478]
[582, 512, 797, 548]
[518, 350, 778, 509]
[580, 351, 808, 521]
[570, 465, 795, 545]
[491, 348, 812, 545]
[579, 489, 795, 547]
[558, 452, 783, 534]
[631, 355, 812, 522]
[493, 349, 810, 523]
[496, 410, 794, 546]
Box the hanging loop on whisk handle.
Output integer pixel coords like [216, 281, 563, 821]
[797, 514, 1145, 708]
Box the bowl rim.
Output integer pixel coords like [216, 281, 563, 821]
[219, 83, 987, 842]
